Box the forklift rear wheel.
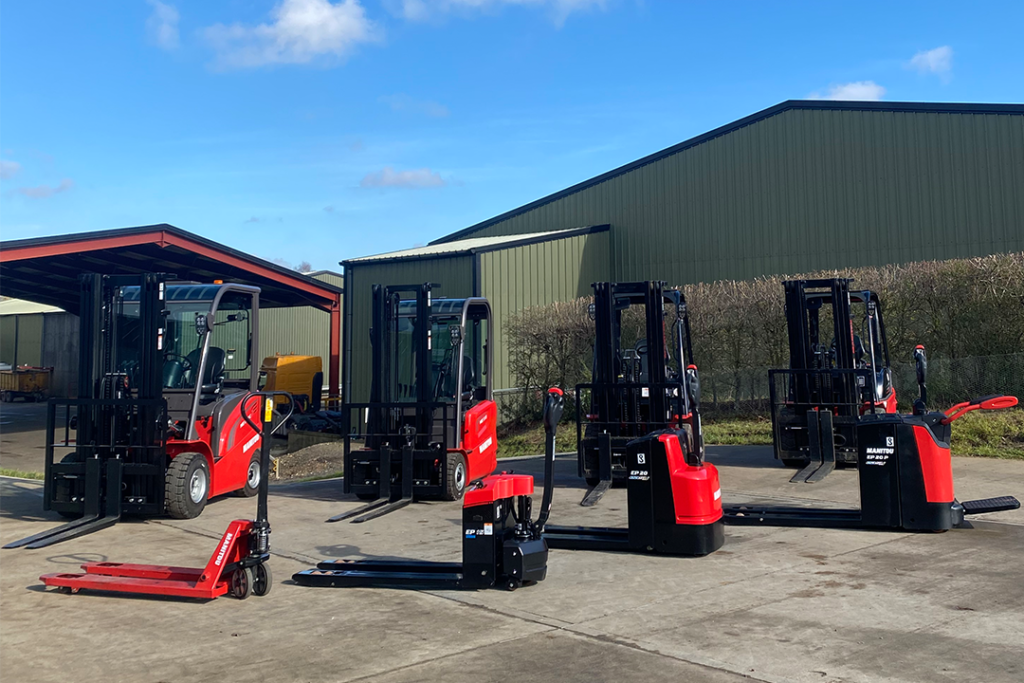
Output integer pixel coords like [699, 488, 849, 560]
[443, 453, 467, 501]
[165, 453, 209, 519]
[230, 567, 253, 599]
[252, 562, 272, 597]
[236, 455, 260, 497]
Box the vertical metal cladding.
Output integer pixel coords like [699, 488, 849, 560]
[344, 256, 475, 402]
[437, 107, 1024, 285]
[479, 231, 610, 390]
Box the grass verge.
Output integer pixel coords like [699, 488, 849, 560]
[495, 408, 1024, 460]
[0, 468, 45, 480]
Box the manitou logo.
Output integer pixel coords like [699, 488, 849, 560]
[214, 532, 234, 566]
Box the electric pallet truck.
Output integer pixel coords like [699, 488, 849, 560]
[726, 348, 1020, 531]
[38, 392, 291, 600]
[328, 283, 498, 523]
[293, 387, 564, 591]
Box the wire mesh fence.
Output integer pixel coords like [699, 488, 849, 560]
[698, 353, 1024, 416]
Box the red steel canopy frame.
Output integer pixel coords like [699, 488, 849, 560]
[0, 224, 343, 397]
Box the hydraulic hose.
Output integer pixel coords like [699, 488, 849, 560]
[535, 387, 565, 533]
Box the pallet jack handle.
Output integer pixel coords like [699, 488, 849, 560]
[240, 392, 295, 534]
[535, 387, 565, 533]
[942, 395, 1018, 424]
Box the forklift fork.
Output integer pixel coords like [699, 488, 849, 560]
[790, 409, 836, 484]
[4, 458, 123, 550]
[327, 441, 415, 523]
[580, 432, 613, 507]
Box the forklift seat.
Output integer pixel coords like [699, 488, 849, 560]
[184, 347, 227, 389]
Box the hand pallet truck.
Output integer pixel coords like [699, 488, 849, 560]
[293, 388, 565, 591]
[725, 350, 1020, 531]
[544, 428, 725, 556]
[38, 392, 292, 600]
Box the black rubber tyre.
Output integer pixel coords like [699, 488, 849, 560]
[781, 458, 809, 469]
[235, 455, 260, 498]
[165, 452, 209, 519]
[230, 567, 253, 600]
[443, 452, 467, 501]
[252, 562, 273, 597]
[356, 492, 378, 501]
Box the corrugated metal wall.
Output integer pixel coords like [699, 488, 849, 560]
[258, 272, 344, 384]
[480, 231, 610, 389]
[345, 256, 475, 402]
[455, 109, 1024, 284]
[0, 314, 44, 367]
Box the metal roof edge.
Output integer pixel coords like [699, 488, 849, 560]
[430, 99, 1024, 245]
[0, 223, 344, 295]
[341, 225, 609, 268]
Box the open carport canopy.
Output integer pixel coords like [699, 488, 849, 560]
[0, 223, 344, 393]
[0, 223, 342, 313]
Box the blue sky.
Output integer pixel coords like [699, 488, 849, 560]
[2, 1, 1021, 271]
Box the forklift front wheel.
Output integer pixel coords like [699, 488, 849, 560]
[443, 453, 467, 501]
[230, 567, 253, 600]
[252, 562, 272, 597]
[165, 453, 210, 519]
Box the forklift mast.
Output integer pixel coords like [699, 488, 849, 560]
[577, 281, 702, 505]
[772, 278, 895, 482]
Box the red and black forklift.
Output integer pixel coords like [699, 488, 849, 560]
[771, 278, 897, 483]
[542, 281, 725, 556]
[575, 281, 701, 506]
[328, 283, 498, 523]
[726, 347, 1020, 531]
[296, 385, 564, 591]
[5, 273, 268, 549]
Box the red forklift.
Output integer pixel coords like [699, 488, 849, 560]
[771, 278, 897, 483]
[328, 283, 498, 523]
[5, 273, 268, 549]
[575, 281, 701, 506]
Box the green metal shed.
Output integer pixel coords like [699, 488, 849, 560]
[433, 100, 1024, 285]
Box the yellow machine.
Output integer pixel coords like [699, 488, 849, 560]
[261, 354, 323, 411]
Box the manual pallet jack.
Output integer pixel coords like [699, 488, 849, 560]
[294, 388, 564, 591]
[37, 392, 291, 600]
[725, 349, 1020, 531]
[544, 427, 725, 556]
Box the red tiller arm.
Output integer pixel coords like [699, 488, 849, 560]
[942, 395, 1019, 424]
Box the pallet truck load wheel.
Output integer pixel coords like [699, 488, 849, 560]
[165, 453, 209, 520]
[236, 455, 261, 498]
[230, 567, 253, 599]
[444, 452, 467, 501]
[252, 562, 273, 596]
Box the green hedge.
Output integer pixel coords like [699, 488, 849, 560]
[503, 253, 1024, 422]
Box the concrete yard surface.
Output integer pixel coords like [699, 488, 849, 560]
[1, 446, 1023, 683]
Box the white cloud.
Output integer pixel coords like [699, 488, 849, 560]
[203, 0, 378, 69]
[908, 45, 953, 77]
[0, 159, 21, 180]
[146, 0, 180, 50]
[16, 179, 75, 199]
[809, 81, 886, 101]
[394, 0, 606, 26]
[360, 166, 446, 188]
[379, 94, 449, 117]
